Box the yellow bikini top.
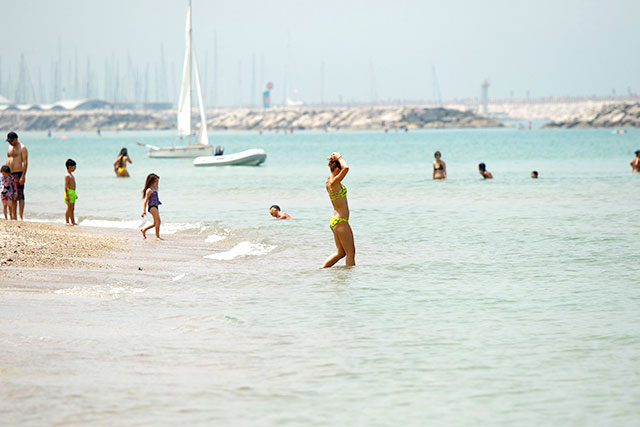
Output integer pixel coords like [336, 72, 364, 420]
[329, 184, 347, 200]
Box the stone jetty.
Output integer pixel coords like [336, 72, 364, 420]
[205, 106, 502, 130]
[0, 110, 173, 132]
[0, 106, 501, 132]
[542, 102, 640, 129]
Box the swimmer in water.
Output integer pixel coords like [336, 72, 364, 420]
[630, 150, 640, 172]
[269, 205, 291, 219]
[432, 150, 446, 180]
[478, 162, 493, 179]
[114, 147, 132, 177]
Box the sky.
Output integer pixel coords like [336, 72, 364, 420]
[1, 0, 639, 106]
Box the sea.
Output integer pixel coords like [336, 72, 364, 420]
[2, 126, 639, 425]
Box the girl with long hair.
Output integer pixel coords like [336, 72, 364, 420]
[114, 147, 132, 177]
[141, 173, 163, 240]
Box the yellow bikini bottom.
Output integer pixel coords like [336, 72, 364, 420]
[330, 216, 348, 230]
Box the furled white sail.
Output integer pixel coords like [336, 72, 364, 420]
[176, 3, 192, 138]
[193, 50, 209, 145]
[146, 1, 213, 158]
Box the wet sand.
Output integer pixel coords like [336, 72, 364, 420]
[0, 221, 212, 289]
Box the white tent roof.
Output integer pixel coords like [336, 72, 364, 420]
[54, 99, 112, 110]
[0, 98, 113, 110]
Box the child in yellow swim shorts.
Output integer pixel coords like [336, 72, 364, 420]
[64, 159, 78, 225]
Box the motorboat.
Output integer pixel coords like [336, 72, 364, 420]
[193, 148, 267, 167]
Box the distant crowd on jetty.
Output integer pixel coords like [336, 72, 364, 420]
[3, 130, 640, 268]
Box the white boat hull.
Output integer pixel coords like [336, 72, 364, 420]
[193, 149, 267, 166]
[147, 144, 213, 158]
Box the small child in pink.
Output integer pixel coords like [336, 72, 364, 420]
[1, 165, 18, 220]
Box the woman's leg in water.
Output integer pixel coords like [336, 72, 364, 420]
[322, 229, 346, 268]
[335, 222, 355, 266]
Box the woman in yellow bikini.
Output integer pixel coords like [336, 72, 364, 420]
[113, 148, 132, 177]
[322, 152, 355, 268]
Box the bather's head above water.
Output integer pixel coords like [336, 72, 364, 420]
[269, 205, 281, 217]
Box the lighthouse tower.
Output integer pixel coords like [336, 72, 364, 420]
[480, 79, 490, 115]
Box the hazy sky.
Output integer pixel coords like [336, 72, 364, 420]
[1, 0, 639, 105]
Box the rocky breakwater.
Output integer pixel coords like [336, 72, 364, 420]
[0, 110, 172, 132]
[0, 106, 502, 132]
[207, 106, 502, 130]
[542, 102, 640, 129]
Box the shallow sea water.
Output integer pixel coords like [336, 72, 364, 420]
[1, 127, 640, 425]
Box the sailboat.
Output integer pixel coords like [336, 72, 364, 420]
[145, 0, 212, 158]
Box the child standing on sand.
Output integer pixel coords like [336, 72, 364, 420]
[1, 165, 18, 220]
[64, 159, 77, 225]
[141, 173, 163, 240]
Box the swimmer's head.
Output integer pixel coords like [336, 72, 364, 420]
[434, 150, 441, 159]
[635, 150, 640, 157]
[531, 170, 538, 179]
[478, 162, 486, 172]
[269, 205, 281, 217]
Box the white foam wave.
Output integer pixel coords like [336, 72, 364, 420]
[78, 219, 202, 235]
[54, 283, 145, 298]
[172, 273, 188, 282]
[205, 233, 227, 243]
[204, 241, 276, 261]
[161, 222, 203, 235]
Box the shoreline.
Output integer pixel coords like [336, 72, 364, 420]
[0, 220, 211, 288]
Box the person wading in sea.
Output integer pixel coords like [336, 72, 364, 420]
[5, 132, 28, 220]
[322, 152, 356, 268]
[630, 150, 640, 173]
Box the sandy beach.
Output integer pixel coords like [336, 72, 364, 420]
[0, 221, 212, 289]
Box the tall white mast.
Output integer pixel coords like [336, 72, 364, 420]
[193, 49, 208, 145]
[177, 0, 193, 143]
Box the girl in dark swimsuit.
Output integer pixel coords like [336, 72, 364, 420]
[141, 173, 163, 240]
[432, 151, 447, 180]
